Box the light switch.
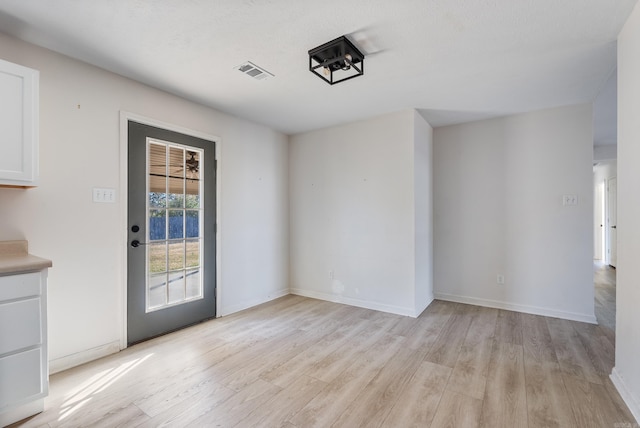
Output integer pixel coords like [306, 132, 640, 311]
[93, 188, 116, 203]
[562, 194, 578, 206]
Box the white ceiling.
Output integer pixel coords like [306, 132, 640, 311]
[0, 0, 635, 135]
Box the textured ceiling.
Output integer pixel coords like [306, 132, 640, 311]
[0, 0, 636, 135]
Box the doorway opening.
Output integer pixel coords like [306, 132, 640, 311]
[593, 161, 617, 343]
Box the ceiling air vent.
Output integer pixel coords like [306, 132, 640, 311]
[236, 61, 274, 81]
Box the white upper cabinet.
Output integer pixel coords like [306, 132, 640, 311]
[0, 58, 39, 187]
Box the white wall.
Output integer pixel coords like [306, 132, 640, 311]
[612, 2, 640, 422]
[0, 34, 289, 366]
[433, 104, 595, 322]
[413, 111, 434, 315]
[289, 110, 432, 317]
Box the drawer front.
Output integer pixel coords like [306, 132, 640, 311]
[0, 272, 41, 301]
[0, 298, 41, 355]
[0, 348, 44, 409]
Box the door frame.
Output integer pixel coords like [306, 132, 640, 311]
[606, 176, 618, 267]
[119, 111, 222, 349]
[594, 179, 605, 261]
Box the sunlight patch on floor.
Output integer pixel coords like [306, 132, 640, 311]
[57, 353, 154, 421]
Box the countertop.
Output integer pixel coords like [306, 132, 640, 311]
[0, 240, 52, 274]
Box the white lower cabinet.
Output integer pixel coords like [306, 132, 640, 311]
[0, 270, 48, 427]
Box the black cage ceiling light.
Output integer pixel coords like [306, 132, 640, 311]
[308, 35, 365, 85]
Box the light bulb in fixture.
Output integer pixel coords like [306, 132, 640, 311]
[342, 53, 352, 71]
[323, 66, 330, 76]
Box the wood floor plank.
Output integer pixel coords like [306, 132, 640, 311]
[593, 263, 616, 345]
[330, 343, 430, 428]
[402, 311, 451, 351]
[303, 318, 397, 383]
[184, 379, 282, 427]
[291, 300, 356, 332]
[563, 374, 635, 428]
[546, 317, 603, 384]
[463, 306, 498, 346]
[380, 361, 451, 427]
[430, 390, 483, 428]
[289, 334, 406, 428]
[480, 341, 528, 428]
[387, 315, 417, 336]
[234, 375, 326, 427]
[521, 313, 557, 364]
[259, 318, 371, 388]
[418, 299, 458, 318]
[85, 403, 150, 428]
[446, 338, 493, 400]
[424, 308, 473, 368]
[524, 355, 577, 428]
[135, 382, 237, 427]
[403, 300, 457, 347]
[494, 309, 523, 345]
[221, 327, 324, 391]
[134, 372, 235, 418]
[571, 321, 615, 377]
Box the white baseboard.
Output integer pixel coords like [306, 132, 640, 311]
[611, 367, 640, 424]
[49, 340, 121, 374]
[290, 288, 418, 317]
[218, 288, 290, 317]
[433, 292, 598, 324]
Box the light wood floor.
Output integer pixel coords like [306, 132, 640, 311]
[11, 270, 635, 427]
[594, 261, 616, 345]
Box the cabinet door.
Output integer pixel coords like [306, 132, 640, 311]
[0, 298, 42, 355]
[0, 58, 39, 187]
[0, 348, 44, 408]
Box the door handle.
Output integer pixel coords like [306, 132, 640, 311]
[131, 239, 147, 248]
[611, 225, 617, 229]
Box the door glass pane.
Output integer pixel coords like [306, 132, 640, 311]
[168, 271, 185, 304]
[168, 210, 184, 239]
[146, 139, 204, 312]
[185, 192, 199, 209]
[168, 178, 184, 208]
[186, 211, 199, 238]
[149, 210, 166, 240]
[149, 144, 167, 208]
[148, 273, 167, 309]
[170, 147, 184, 177]
[149, 242, 167, 273]
[168, 241, 185, 271]
[186, 268, 201, 299]
[185, 150, 200, 208]
[186, 239, 200, 268]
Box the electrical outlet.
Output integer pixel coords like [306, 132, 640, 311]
[497, 274, 505, 285]
[329, 270, 334, 280]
